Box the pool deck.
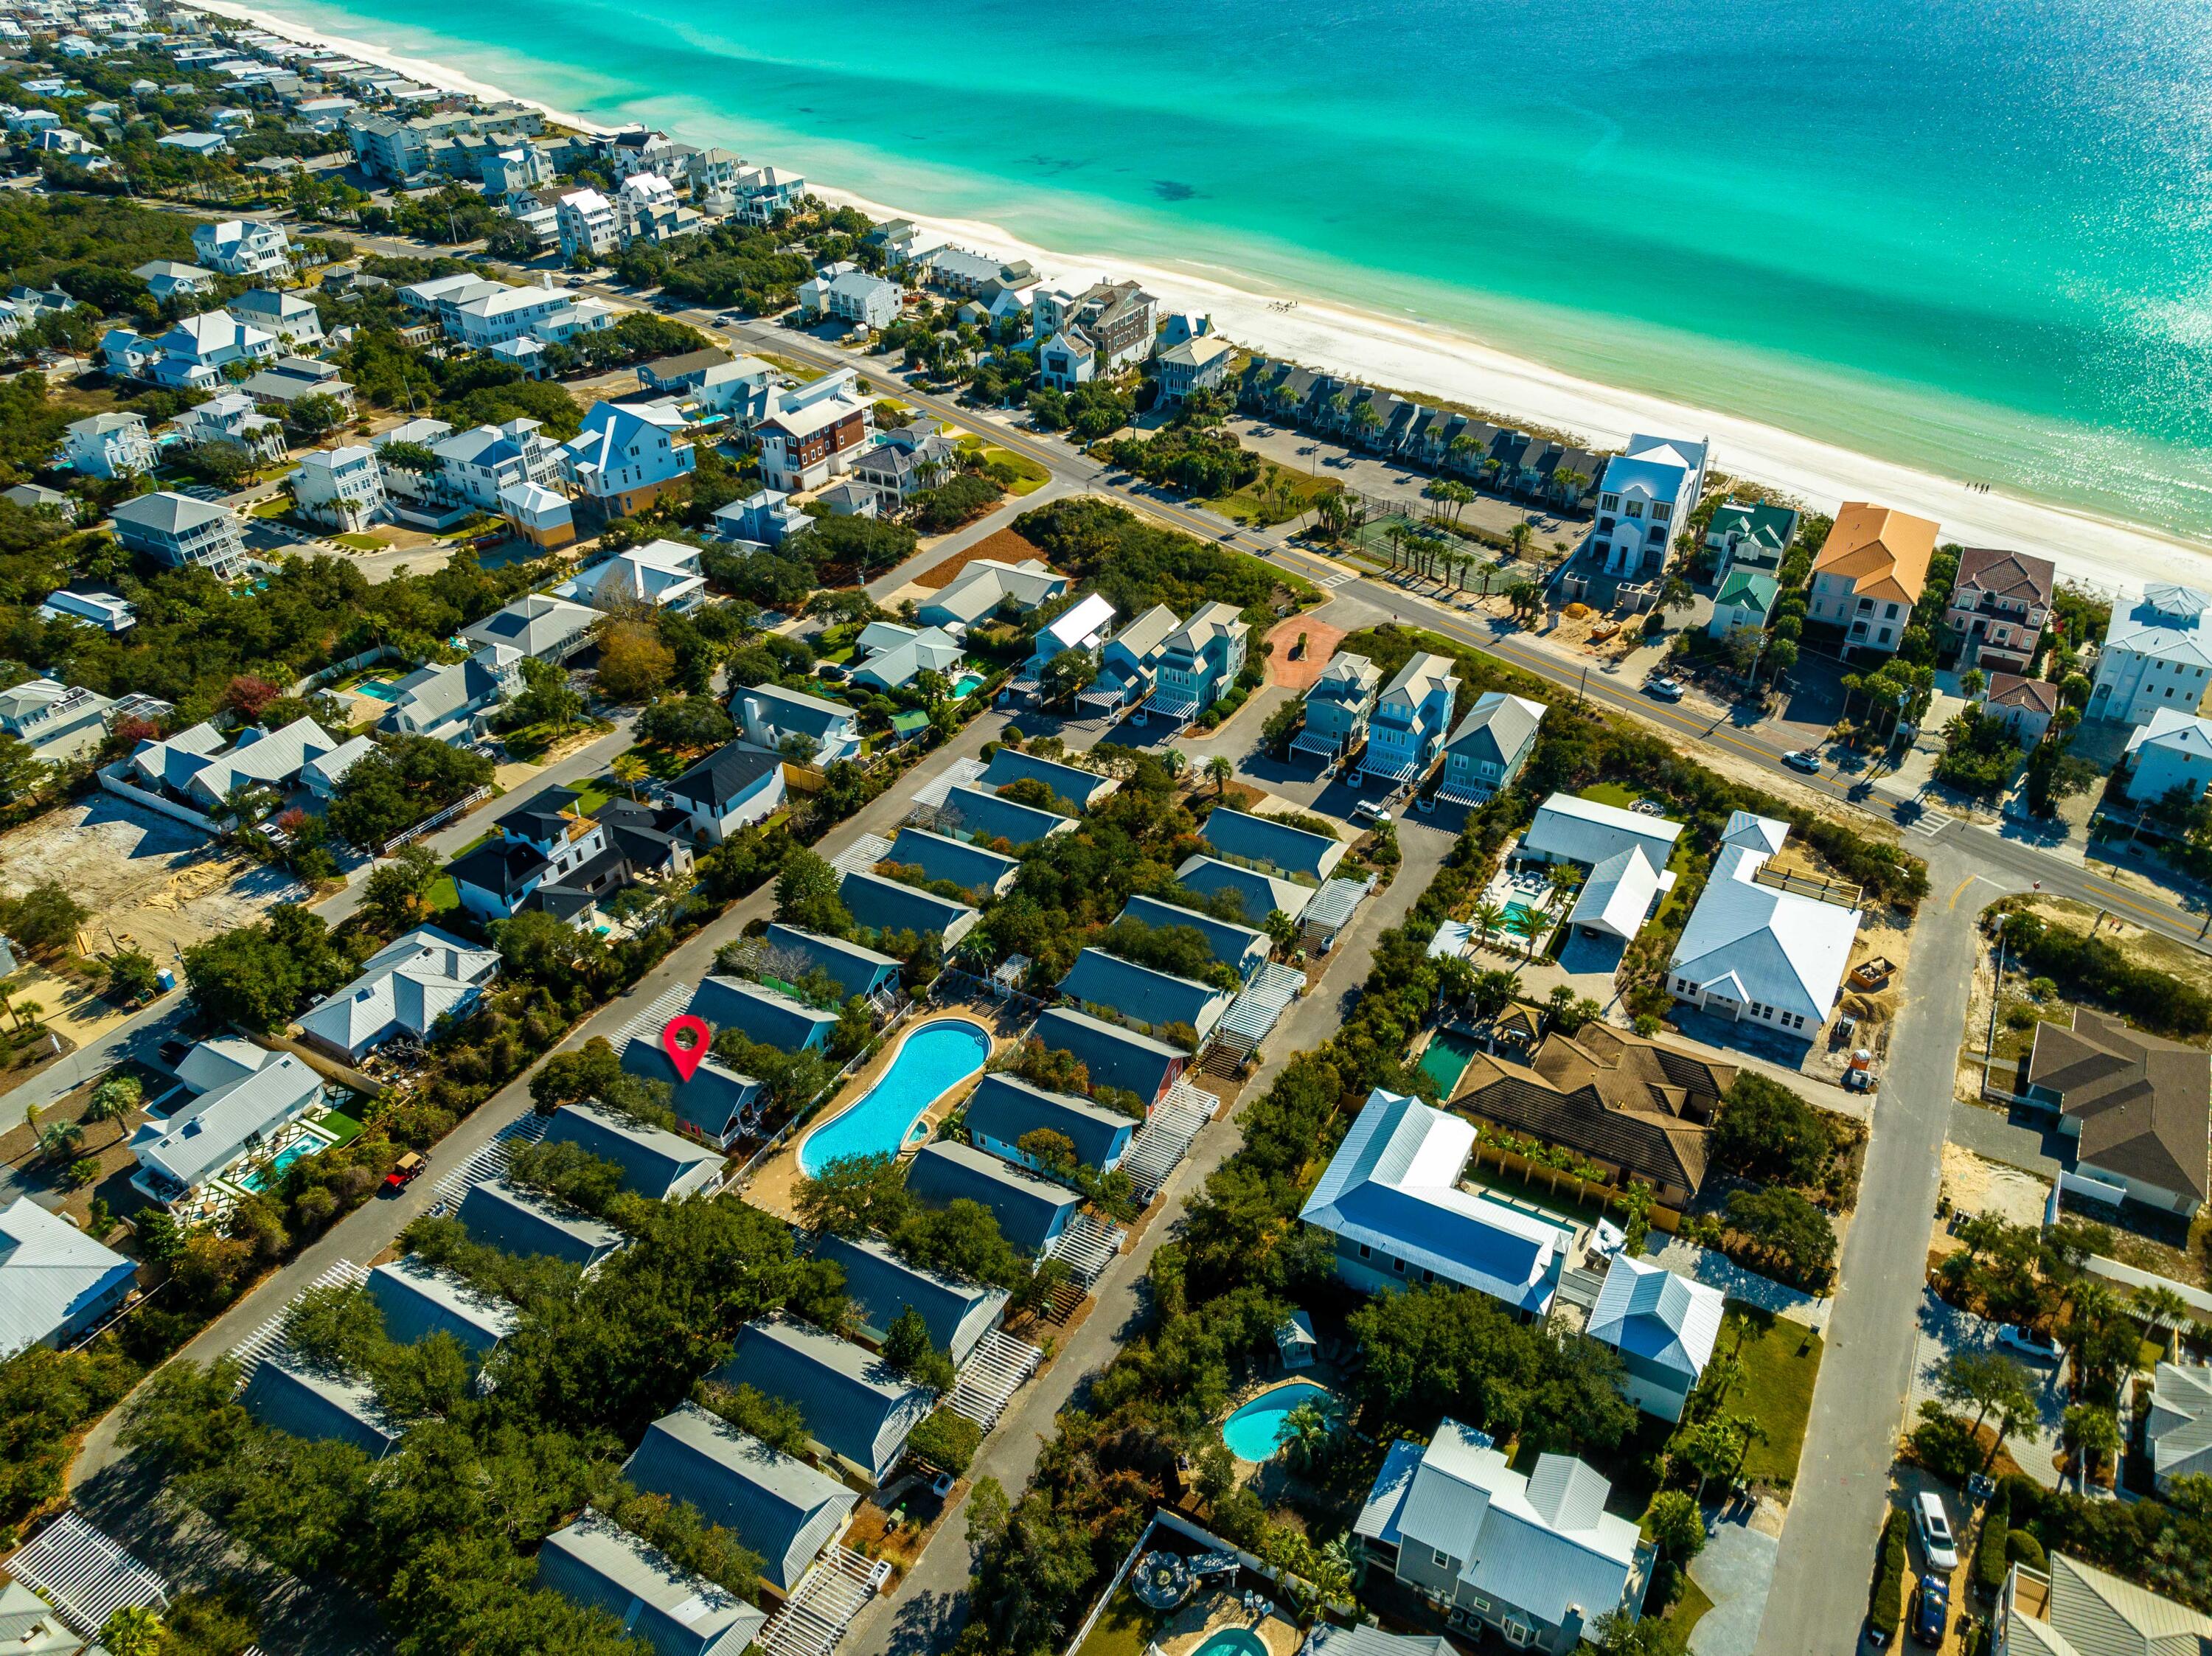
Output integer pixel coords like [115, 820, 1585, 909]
[1156, 1588, 1301, 1656]
[740, 995, 1032, 1222]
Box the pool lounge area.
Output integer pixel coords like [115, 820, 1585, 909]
[796, 1016, 992, 1177]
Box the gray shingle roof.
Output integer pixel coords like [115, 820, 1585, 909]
[619, 1402, 855, 1590]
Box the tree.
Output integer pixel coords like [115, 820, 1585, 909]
[775, 849, 852, 935]
[512, 655, 584, 732]
[1935, 1349, 2037, 1438]
[1646, 1490, 1707, 1561]
[1206, 755, 1234, 796]
[796, 1152, 914, 1236]
[80, 1072, 140, 1147]
[103, 947, 160, 1005]
[0, 880, 88, 955]
[98, 1607, 164, 1656]
[361, 843, 441, 934]
[2135, 1283, 2191, 1351]
[1038, 647, 1096, 705]
[597, 619, 676, 704]
[1669, 1412, 1753, 1503]
[2064, 1402, 2121, 1475]
[883, 1306, 956, 1391]
[1711, 1072, 1834, 1186]
[182, 908, 349, 1031]
[1722, 1186, 1837, 1280]
[639, 694, 735, 751]
[612, 752, 650, 801]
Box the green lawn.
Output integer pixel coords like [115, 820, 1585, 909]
[333, 532, 387, 551]
[959, 436, 1051, 495]
[1071, 1590, 1165, 1656]
[425, 875, 459, 914]
[568, 776, 614, 817]
[319, 1108, 365, 1146]
[248, 496, 293, 520]
[1206, 467, 1339, 527]
[1663, 1574, 1715, 1643]
[1719, 1309, 1824, 1489]
[1580, 782, 1644, 810]
[622, 740, 701, 782]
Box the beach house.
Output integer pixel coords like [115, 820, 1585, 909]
[754, 371, 873, 493]
[191, 217, 291, 279]
[289, 444, 388, 533]
[905, 1140, 1082, 1256]
[536, 1513, 766, 1656]
[1143, 602, 1248, 723]
[457, 1177, 626, 1268]
[364, 1256, 517, 1363]
[1704, 500, 1799, 575]
[556, 188, 618, 261]
[619, 1402, 855, 1593]
[1585, 1256, 1725, 1422]
[882, 827, 1020, 899]
[1361, 651, 1461, 785]
[2022, 1007, 2210, 1216]
[227, 286, 324, 350]
[563, 400, 695, 517]
[1437, 691, 1547, 804]
[2089, 584, 2212, 728]
[710, 1318, 933, 1486]
[1031, 1005, 1188, 1105]
[1057, 947, 1231, 1045]
[2122, 709, 2212, 804]
[1354, 1420, 1652, 1652]
[2144, 1361, 2212, 1493]
[0, 1196, 136, 1358]
[241, 1357, 399, 1458]
[560, 539, 707, 613]
[1944, 549, 2056, 674]
[129, 1043, 324, 1207]
[380, 655, 504, 746]
[541, 1101, 726, 1202]
[1666, 811, 1862, 1037]
[964, 1071, 1137, 1174]
[734, 683, 860, 764]
[1591, 434, 1709, 581]
[1707, 569, 1780, 644]
[448, 784, 641, 929]
[1075, 601, 1173, 713]
[1808, 501, 1940, 658]
[60, 411, 155, 478]
[172, 390, 286, 466]
[919, 557, 1069, 633]
[662, 740, 786, 844]
[296, 926, 500, 1063]
[1293, 651, 1382, 763]
[815, 1231, 1006, 1365]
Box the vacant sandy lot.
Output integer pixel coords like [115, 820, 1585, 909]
[0, 797, 308, 960]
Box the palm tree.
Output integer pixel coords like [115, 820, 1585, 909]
[80, 1075, 141, 1149]
[1162, 748, 1188, 780]
[1510, 518, 1534, 562]
[1545, 861, 1583, 912]
[38, 1117, 82, 1164]
[1472, 900, 1505, 947]
[1206, 755, 1234, 796]
[1263, 908, 1299, 956]
[1505, 902, 1546, 961]
[611, 752, 648, 800]
[15, 998, 46, 1031]
[2135, 1284, 2190, 1353]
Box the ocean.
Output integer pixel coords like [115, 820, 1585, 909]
[243, 0, 2212, 542]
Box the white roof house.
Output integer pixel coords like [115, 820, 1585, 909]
[919, 557, 1068, 630]
[1565, 846, 1674, 942]
[1521, 793, 1684, 873]
[1668, 812, 1862, 1031]
[2000, 1551, 2212, 1656]
[462, 593, 600, 661]
[1585, 1255, 1725, 1420]
[0, 1195, 137, 1357]
[129, 1046, 323, 1203]
[1354, 1419, 1651, 1646]
[2146, 1360, 2212, 1492]
[1032, 593, 1116, 665]
[1299, 1089, 1577, 1315]
[2090, 584, 2212, 728]
[2124, 706, 2212, 805]
[295, 926, 501, 1062]
[558, 538, 706, 611]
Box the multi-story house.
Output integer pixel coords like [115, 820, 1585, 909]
[1154, 333, 1235, 403]
[428, 419, 566, 512]
[797, 262, 902, 330]
[727, 164, 804, 224]
[131, 258, 215, 301]
[240, 355, 356, 420]
[684, 146, 745, 199]
[110, 491, 246, 579]
[1030, 279, 1157, 386]
[734, 683, 860, 765]
[380, 655, 505, 747]
[190, 217, 291, 279]
[616, 173, 699, 246]
[556, 188, 618, 263]
[60, 410, 154, 479]
[1143, 602, 1248, 724]
[1994, 1553, 2212, 1656]
[1437, 690, 1546, 804]
[2089, 584, 2212, 728]
[754, 372, 872, 493]
[2122, 709, 2212, 807]
[1944, 546, 2056, 674]
[1707, 569, 1780, 642]
[1807, 501, 1939, 658]
[1704, 499, 1798, 576]
[850, 431, 959, 515]
[225, 287, 323, 350]
[448, 784, 638, 928]
[102, 308, 278, 390]
[604, 124, 676, 181]
[562, 400, 695, 516]
[288, 443, 386, 532]
[172, 389, 287, 465]
[1590, 434, 1708, 580]
[0, 678, 117, 763]
[1292, 650, 1381, 763]
[1360, 650, 1459, 785]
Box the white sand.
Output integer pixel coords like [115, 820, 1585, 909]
[195, 0, 2208, 600]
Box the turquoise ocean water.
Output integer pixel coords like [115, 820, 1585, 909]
[248, 0, 2212, 540]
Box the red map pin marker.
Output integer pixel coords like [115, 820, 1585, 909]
[661, 1014, 711, 1082]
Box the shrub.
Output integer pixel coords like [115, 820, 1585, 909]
[907, 1407, 983, 1477]
[2006, 1528, 2046, 1570]
[1975, 1483, 2011, 1595]
[1909, 1401, 1983, 1486]
[1870, 1506, 1909, 1640]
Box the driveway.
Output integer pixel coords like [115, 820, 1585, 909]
[1905, 1288, 2066, 1489]
[1688, 1504, 1783, 1656]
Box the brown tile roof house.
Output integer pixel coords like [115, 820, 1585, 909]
[1947, 546, 2057, 672]
[1952, 546, 2056, 610]
[1447, 1019, 1735, 1206]
[2026, 1007, 2211, 1215]
[1986, 674, 2061, 718]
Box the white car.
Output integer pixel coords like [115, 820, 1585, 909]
[1783, 748, 1823, 774]
[1997, 1324, 2062, 1362]
[1914, 1492, 1958, 1571]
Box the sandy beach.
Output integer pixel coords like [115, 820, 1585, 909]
[194, 0, 2208, 601]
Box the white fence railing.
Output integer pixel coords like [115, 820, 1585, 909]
[381, 784, 493, 855]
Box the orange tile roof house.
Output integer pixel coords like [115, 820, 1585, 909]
[1808, 502, 1940, 658]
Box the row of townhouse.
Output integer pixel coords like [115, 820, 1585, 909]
[1239, 357, 1606, 509]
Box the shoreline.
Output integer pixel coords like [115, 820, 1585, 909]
[190, 0, 2209, 599]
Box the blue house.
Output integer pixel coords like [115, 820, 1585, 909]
[1088, 602, 1180, 712]
[940, 783, 1074, 848]
[1585, 1256, 1724, 1423]
[905, 1139, 1082, 1255]
[964, 1072, 1135, 1172]
[815, 1231, 1007, 1365]
[1200, 806, 1345, 883]
[1439, 692, 1547, 806]
[1144, 602, 1248, 724]
[240, 1357, 400, 1458]
[979, 748, 1116, 811]
[710, 1318, 934, 1485]
[538, 1511, 768, 1656]
[1174, 853, 1315, 926]
[365, 1256, 517, 1362]
[1032, 1006, 1189, 1105]
[1058, 947, 1230, 1043]
[1120, 894, 1271, 981]
[839, 869, 980, 947]
[620, 1032, 761, 1149]
[762, 922, 902, 1002]
[621, 1402, 857, 1591]
[543, 1102, 726, 1201]
[1361, 652, 1461, 786]
[689, 975, 838, 1053]
[1294, 652, 1382, 762]
[456, 1177, 625, 1270]
[883, 827, 1020, 898]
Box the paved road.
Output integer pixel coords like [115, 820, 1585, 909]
[1751, 847, 2018, 1656]
[67, 707, 1008, 1498]
[849, 799, 1464, 1656]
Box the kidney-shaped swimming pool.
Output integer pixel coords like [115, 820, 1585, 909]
[797, 1017, 992, 1178]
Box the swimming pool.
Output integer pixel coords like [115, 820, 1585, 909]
[1220, 1380, 1338, 1462]
[1419, 1028, 1480, 1097]
[234, 1138, 319, 1193]
[1502, 899, 1546, 929]
[352, 680, 402, 702]
[951, 671, 985, 700]
[1189, 1632, 1269, 1656]
[797, 1018, 991, 1177]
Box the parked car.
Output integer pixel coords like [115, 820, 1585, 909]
[1913, 1492, 1958, 1570]
[1998, 1323, 2062, 1362]
[380, 1152, 425, 1196]
[1784, 748, 1823, 774]
[1645, 674, 1686, 701]
[1352, 800, 1392, 827]
[1910, 1573, 1950, 1646]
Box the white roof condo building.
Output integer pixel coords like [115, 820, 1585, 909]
[1668, 811, 1862, 1034]
[1299, 1089, 1577, 1316]
[2089, 583, 2212, 729]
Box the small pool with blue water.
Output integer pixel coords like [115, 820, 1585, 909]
[1220, 1380, 1339, 1461]
[797, 1018, 991, 1177]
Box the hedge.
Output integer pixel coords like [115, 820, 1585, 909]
[1975, 1483, 2011, 1595]
[1871, 1506, 1909, 1639]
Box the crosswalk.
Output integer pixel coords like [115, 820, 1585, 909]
[1315, 568, 1361, 589]
[1905, 806, 1952, 838]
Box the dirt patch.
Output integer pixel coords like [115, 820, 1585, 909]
[0, 797, 307, 961]
[2020, 894, 2212, 1003]
[1263, 614, 1346, 693]
[1941, 1142, 2050, 1228]
[911, 527, 1048, 590]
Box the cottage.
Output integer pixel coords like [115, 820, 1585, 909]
[940, 782, 1074, 848]
[540, 1101, 724, 1201]
[1438, 691, 1547, 805]
[240, 1357, 399, 1458]
[761, 922, 900, 1004]
[0, 1195, 136, 1358]
[537, 1511, 767, 1656]
[964, 1071, 1135, 1173]
[838, 868, 981, 947]
[918, 557, 1069, 632]
[1994, 1552, 2212, 1656]
[560, 539, 706, 612]
[2144, 1361, 2212, 1492]
[1025, 592, 1121, 689]
[1030, 1006, 1188, 1105]
[1585, 1256, 1725, 1422]
[849, 622, 963, 693]
[905, 1139, 1082, 1256]
[619, 1030, 761, 1149]
[978, 746, 1116, 810]
[296, 926, 500, 1062]
[365, 1256, 517, 1361]
[883, 826, 1020, 899]
[1707, 570, 1780, 644]
[814, 1231, 1007, 1365]
[1119, 892, 1271, 981]
[1520, 793, 1685, 875]
[1173, 853, 1313, 926]
[455, 1177, 625, 1268]
[620, 1403, 856, 1591]
[2124, 708, 2212, 805]
[1983, 675, 2063, 745]
[689, 974, 838, 1053]
[381, 656, 504, 746]
[709, 1318, 934, 1485]
[1058, 947, 1230, 1044]
[1201, 806, 1344, 883]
